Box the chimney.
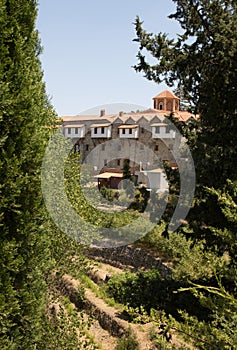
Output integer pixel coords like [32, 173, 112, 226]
[100, 109, 105, 117]
[119, 111, 123, 117]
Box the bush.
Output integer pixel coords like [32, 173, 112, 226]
[100, 186, 119, 202]
[139, 222, 224, 281]
[107, 270, 209, 321]
[115, 328, 139, 350]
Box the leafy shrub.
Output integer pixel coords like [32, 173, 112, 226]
[115, 328, 139, 350]
[139, 222, 224, 281]
[122, 305, 150, 323]
[107, 270, 209, 321]
[100, 186, 119, 202]
[128, 187, 150, 212]
[150, 326, 178, 350]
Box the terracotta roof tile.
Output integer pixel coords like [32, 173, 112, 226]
[118, 124, 139, 129]
[61, 91, 198, 124]
[63, 124, 85, 128]
[94, 172, 124, 179]
[153, 90, 180, 100]
[90, 123, 111, 128]
[62, 115, 104, 122]
[173, 111, 199, 122]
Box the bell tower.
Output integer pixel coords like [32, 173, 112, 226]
[153, 90, 180, 112]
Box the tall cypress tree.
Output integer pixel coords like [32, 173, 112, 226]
[0, 1, 55, 348]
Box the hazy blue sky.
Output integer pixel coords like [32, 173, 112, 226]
[37, 1, 181, 116]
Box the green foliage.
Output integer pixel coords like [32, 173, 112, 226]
[150, 326, 180, 350]
[115, 327, 139, 350]
[78, 272, 120, 309]
[100, 186, 120, 202]
[122, 162, 132, 180]
[63, 152, 142, 245]
[64, 153, 139, 229]
[40, 295, 100, 350]
[122, 305, 151, 324]
[0, 1, 94, 348]
[172, 308, 237, 350]
[133, 0, 237, 210]
[140, 222, 224, 281]
[174, 276, 237, 349]
[49, 224, 91, 279]
[0, 0, 57, 348]
[184, 179, 237, 285]
[201, 181, 237, 264]
[106, 270, 208, 320]
[128, 187, 150, 212]
[133, 3, 237, 347]
[134, 0, 237, 118]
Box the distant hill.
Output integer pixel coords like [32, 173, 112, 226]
[77, 103, 147, 116]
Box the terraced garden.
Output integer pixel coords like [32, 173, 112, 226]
[51, 244, 201, 350]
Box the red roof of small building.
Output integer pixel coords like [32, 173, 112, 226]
[153, 90, 180, 100]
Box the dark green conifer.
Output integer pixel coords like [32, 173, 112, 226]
[0, 1, 55, 348]
[133, 0, 237, 188]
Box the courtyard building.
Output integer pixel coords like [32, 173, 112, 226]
[61, 90, 196, 190]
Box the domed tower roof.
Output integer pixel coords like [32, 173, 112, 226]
[153, 90, 180, 100]
[153, 90, 180, 111]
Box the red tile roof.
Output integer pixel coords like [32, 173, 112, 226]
[153, 90, 180, 100]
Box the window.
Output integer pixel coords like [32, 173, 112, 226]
[117, 159, 121, 166]
[155, 144, 159, 151]
[86, 144, 89, 151]
[75, 127, 78, 134]
[122, 129, 126, 134]
[155, 126, 160, 133]
[101, 127, 105, 134]
[94, 127, 98, 134]
[129, 128, 132, 134]
[68, 127, 71, 134]
[159, 104, 163, 110]
[141, 127, 144, 134]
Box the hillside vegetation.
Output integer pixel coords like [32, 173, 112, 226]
[0, 1, 236, 349]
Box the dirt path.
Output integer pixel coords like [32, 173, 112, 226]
[60, 274, 155, 349]
[55, 251, 197, 350]
[83, 312, 118, 350]
[87, 261, 124, 284]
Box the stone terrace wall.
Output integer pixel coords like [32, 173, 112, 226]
[84, 245, 172, 279]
